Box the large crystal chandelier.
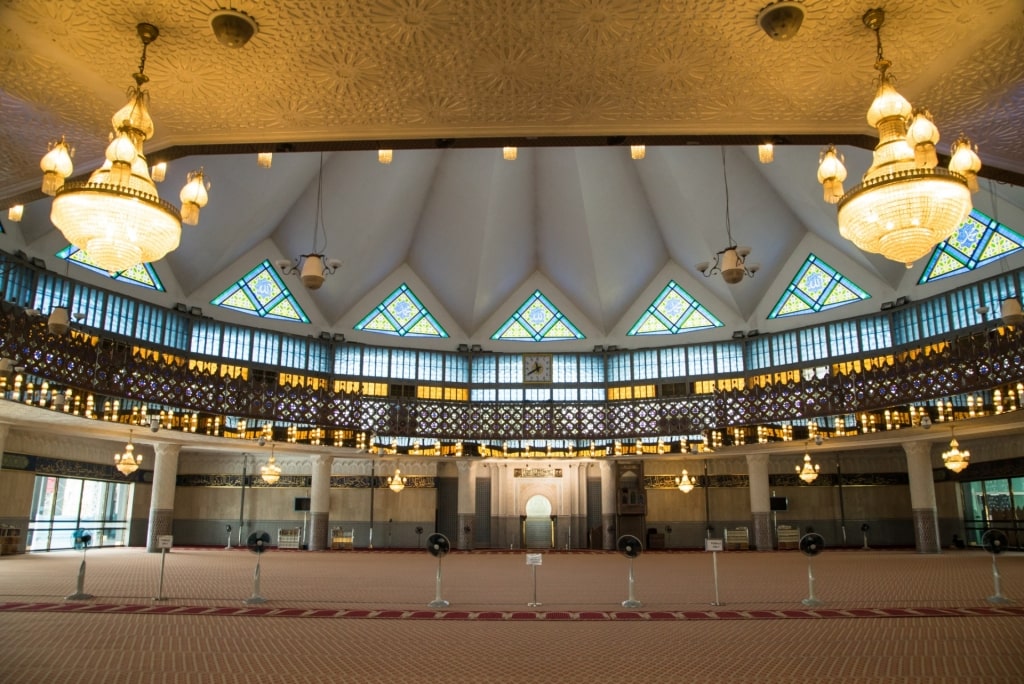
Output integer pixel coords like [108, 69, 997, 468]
[114, 430, 142, 476]
[260, 445, 282, 485]
[45, 23, 210, 274]
[817, 8, 980, 268]
[941, 428, 970, 473]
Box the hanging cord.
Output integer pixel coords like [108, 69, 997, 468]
[312, 152, 328, 254]
[721, 147, 735, 247]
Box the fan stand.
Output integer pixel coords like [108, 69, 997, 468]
[861, 531, 870, 550]
[988, 554, 1010, 604]
[801, 557, 823, 607]
[65, 546, 94, 601]
[244, 553, 267, 605]
[428, 554, 449, 608]
[622, 557, 642, 608]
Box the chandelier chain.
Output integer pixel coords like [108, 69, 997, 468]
[720, 148, 735, 248]
[313, 152, 328, 255]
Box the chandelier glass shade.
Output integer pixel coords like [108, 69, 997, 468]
[388, 468, 407, 493]
[114, 431, 141, 476]
[676, 469, 696, 493]
[818, 8, 978, 268]
[260, 449, 281, 484]
[941, 430, 970, 473]
[796, 453, 820, 484]
[46, 23, 210, 274]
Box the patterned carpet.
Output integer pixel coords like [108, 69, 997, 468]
[1, 547, 1022, 683]
[3, 599, 1023, 622]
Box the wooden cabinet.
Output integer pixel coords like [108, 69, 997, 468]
[0, 526, 23, 555]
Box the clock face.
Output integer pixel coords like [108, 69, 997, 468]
[522, 354, 553, 383]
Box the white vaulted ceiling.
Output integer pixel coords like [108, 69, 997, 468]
[1, 1, 1023, 352]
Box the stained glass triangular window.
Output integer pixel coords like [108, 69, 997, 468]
[211, 260, 309, 322]
[56, 245, 165, 292]
[628, 280, 723, 335]
[769, 254, 870, 319]
[355, 283, 448, 338]
[918, 209, 1024, 284]
[491, 290, 584, 341]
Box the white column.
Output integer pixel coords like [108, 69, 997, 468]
[745, 452, 772, 551]
[457, 460, 477, 550]
[904, 440, 940, 553]
[146, 442, 180, 552]
[308, 454, 332, 551]
[600, 460, 616, 550]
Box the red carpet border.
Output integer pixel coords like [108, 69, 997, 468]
[0, 601, 1021, 621]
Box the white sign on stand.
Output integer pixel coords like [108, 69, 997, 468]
[154, 536, 174, 601]
[526, 554, 542, 606]
[705, 538, 723, 606]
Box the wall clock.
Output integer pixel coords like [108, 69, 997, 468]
[522, 354, 553, 383]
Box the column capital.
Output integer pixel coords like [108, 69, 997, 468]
[310, 453, 333, 468]
[745, 452, 771, 467]
[456, 460, 477, 475]
[902, 440, 933, 460]
[154, 442, 181, 458]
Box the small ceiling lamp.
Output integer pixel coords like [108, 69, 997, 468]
[47, 23, 212, 274]
[758, 142, 774, 164]
[388, 467, 407, 493]
[150, 162, 166, 182]
[676, 469, 696, 493]
[114, 430, 142, 476]
[7, 205, 23, 222]
[210, 8, 258, 48]
[257, 152, 273, 168]
[260, 445, 281, 484]
[817, 8, 978, 268]
[696, 149, 760, 284]
[48, 307, 70, 335]
[378, 149, 393, 164]
[796, 452, 820, 483]
[503, 146, 517, 161]
[942, 428, 970, 473]
[630, 144, 646, 160]
[1001, 298, 1023, 326]
[277, 152, 342, 289]
[757, 0, 805, 41]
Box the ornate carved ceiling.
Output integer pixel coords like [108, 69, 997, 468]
[1, 1, 1023, 349]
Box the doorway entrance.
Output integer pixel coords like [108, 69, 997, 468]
[521, 494, 554, 549]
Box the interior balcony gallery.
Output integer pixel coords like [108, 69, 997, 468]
[0, 250, 1023, 556]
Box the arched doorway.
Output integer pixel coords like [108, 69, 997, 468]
[521, 495, 554, 549]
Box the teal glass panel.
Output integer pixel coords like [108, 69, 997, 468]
[918, 209, 1024, 284]
[769, 254, 870, 319]
[491, 290, 584, 341]
[354, 283, 448, 338]
[211, 260, 310, 323]
[56, 245, 166, 292]
[628, 280, 723, 335]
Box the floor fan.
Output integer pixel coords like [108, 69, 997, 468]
[65, 529, 94, 600]
[617, 534, 643, 608]
[426, 533, 451, 608]
[981, 529, 1010, 604]
[244, 530, 271, 605]
[799, 532, 825, 606]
